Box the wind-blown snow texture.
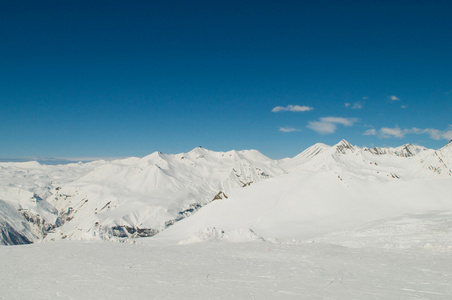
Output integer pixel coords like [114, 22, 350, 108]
[1, 141, 452, 299]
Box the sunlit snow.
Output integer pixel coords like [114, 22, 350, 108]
[1, 140, 451, 299]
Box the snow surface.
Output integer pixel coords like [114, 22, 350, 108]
[1, 212, 451, 299]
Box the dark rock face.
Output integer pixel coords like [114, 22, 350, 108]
[212, 191, 228, 200]
[0, 223, 33, 245]
[335, 140, 355, 154]
[19, 208, 57, 240]
[164, 202, 204, 228]
[109, 225, 159, 238]
[365, 146, 415, 157]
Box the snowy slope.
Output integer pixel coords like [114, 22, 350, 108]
[289, 139, 452, 179]
[0, 161, 101, 244]
[1, 140, 452, 245]
[314, 211, 452, 250]
[0, 148, 285, 244]
[1, 211, 452, 299]
[154, 140, 452, 243]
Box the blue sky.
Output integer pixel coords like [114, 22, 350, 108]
[1, 0, 451, 160]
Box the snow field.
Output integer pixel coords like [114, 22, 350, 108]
[1, 226, 451, 300]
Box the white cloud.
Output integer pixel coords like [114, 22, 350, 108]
[362, 96, 369, 100]
[443, 130, 452, 140]
[380, 127, 405, 138]
[363, 129, 377, 136]
[367, 126, 452, 141]
[307, 117, 358, 134]
[401, 105, 408, 109]
[409, 127, 422, 134]
[419, 128, 452, 141]
[271, 105, 313, 113]
[307, 121, 337, 134]
[390, 95, 400, 101]
[279, 127, 300, 133]
[352, 102, 363, 109]
[421, 128, 441, 140]
[345, 101, 363, 109]
[320, 117, 357, 126]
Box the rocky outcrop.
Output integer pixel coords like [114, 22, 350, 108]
[0, 222, 33, 245]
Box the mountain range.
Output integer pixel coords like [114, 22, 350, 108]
[1, 140, 452, 245]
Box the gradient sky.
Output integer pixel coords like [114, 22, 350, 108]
[1, 0, 451, 160]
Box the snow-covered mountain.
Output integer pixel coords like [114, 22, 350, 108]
[157, 140, 452, 243]
[1, 141, 451, 245]
[0, 148, 285, 244]
[284, 139, 451, 178]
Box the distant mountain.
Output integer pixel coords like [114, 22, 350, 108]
[1, 141, 451, 245]
[0, 148, 285, 244]
[155, 140, 452, 243]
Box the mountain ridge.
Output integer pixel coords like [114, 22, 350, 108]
[1, 141, 451, 245]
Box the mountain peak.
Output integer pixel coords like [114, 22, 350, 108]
[394, 144, 427, 157]
[188, 146, 209, 154]
[338, 139, 352, 146]
[334, 140, 355, 154]
[440, 139, 452, 152]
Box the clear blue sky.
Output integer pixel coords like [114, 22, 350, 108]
[1, 0, 451, 160]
